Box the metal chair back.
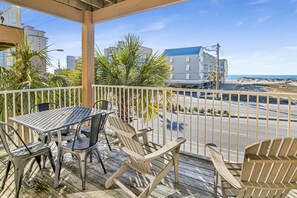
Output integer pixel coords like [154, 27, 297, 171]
[93, 100, 112, 111]
[0, 121, 32, 157]
[30, 102, 60, 113]
[73, 113, 107, 150]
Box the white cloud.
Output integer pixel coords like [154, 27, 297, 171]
[256, 15, 272, 24]
[139, 15, 181, 33]
[140, 21, 167, 32]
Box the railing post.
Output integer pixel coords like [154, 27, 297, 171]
[162, 89, 167, 146]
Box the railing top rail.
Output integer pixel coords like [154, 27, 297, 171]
[0, 86, 82, 94]
[92, 84, 297, 98]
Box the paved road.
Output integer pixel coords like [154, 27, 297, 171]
[175, 96, 297, 120]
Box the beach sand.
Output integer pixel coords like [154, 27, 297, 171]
[223, 78, 297, 93]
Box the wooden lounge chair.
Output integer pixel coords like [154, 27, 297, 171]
[106, 117, 186, 198]
[206, 137, 297, 198]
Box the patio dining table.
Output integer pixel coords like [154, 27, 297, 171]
[8, 106, 102, 188]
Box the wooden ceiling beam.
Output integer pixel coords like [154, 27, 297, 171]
[2, 0, 84, 23]
[80, 0, 104, 9]
[92, 0, 186, 24]
[54, 0, 92, 10]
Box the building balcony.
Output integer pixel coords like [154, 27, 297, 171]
[1, 85, 297, 197]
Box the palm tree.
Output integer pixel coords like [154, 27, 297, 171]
[0, 38, 70, 121]
[208, 71, 221, 89]
[95, 34, 172, 121]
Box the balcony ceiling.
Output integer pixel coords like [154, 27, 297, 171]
[3, 0, 186, 24]
[53, 0, 124, 11]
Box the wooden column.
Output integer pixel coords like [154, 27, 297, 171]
[82, 10, 95, 107]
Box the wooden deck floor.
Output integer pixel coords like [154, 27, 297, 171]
[1, 142, 297, 198]
[0, 141, 216, 198]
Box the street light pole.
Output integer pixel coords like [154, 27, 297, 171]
[203, 43, 221, 90]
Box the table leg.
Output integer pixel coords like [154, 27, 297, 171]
[54, 129, 62, 188]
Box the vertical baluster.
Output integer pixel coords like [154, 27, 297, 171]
[41, 90, 44, 103]
[47, 90, 50, 103]
[146, 88, 149, 129]
[212, 91, 215, 143]
[266, 96, 269, 139]
[204, 91, 207, 156]
[64, 88, 66, 107]
[59, 89, 61, 107]
[151, 89, 154, 142]
[124, 87, 126, 122]
[197, 90, 200, 155]
[256, 95, 259, 142]
[277, 96, 280, 137]
[237, 94, 240, 163]
[246, 94, 250, 146]
[69, 88, 71, 106]
[141, 88, 144, 129]
[220, 92, 223, 152]
[183, 90, 186, 151]
[157, 89, 160, 144]
[190, 90, 193, 153]
[78, 87, 81, 106]
[288, 97, 291, 137]
[163, 89, 167, 146]
[170, 90, 173, 141]
[228, 93, 231, 162]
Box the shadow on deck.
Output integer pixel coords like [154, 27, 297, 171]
[2, 141, 297, 198]
[0, 141, 216, 198]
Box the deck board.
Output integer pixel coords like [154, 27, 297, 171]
[1, 141, 296, 198]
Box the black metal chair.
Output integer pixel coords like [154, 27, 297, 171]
[81, 100, 112, 151]
[58, 113, 107, 190]
[0, 122, 55, 198]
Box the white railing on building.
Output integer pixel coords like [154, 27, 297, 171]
[93, 84, 297, 162]
[0, 86, 82, 143]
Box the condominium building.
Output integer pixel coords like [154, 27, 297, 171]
[0, 5, 22, 67]
[219, 59, 228, 82]
[67, 56, 76, 70]
[164, 46, 226, 88]
[24, 26, 48, 73]
[104, 41, 152, 64]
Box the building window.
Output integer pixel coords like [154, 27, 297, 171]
[186, 73, 190, 80]
[170, 57, 174, 63]
[170, 74, 173, 79]
[186, 64, 190, 71]
[186, 56, 190, 62]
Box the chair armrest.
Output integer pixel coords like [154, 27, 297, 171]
[121, 137, 185, 162]
[139, 137, 186, 162]
[206, 143, 242, 190]
[136, 127, 153, 137]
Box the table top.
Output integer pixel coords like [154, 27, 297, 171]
[8, 106, 102, 133]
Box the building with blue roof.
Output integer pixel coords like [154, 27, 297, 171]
[163, 46, 228, 88]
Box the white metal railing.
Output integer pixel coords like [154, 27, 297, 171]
[0, 86, 82, 142]
[93, 84, 297, 162]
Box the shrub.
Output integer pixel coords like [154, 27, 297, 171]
[199, 108, 205, 114]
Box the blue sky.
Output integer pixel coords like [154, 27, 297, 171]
[1, 0, 297, 75]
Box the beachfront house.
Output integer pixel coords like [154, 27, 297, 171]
[164, 46, 228, 88]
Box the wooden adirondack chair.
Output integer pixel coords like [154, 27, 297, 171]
[106, 117, 186, 198]
[206, 137, 297, 198]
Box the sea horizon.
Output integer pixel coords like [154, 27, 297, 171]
[227, 75, 297, 80]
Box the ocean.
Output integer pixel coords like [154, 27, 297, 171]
[227, 75, 297, 80]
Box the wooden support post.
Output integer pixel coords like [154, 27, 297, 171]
[17, 124, 30, 145]
[82, 10, 95, 107]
